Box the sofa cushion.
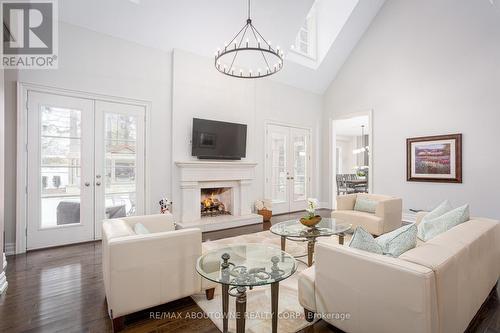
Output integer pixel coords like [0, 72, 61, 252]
[103, 219, 134, 240]
[417, 204, 469, 241]
[376, 224, 418, 257]
[354, 197, 378, 214]
[133, 223, 150, 235]
[349, 227, 383, 254]
[298, 266, 317, 312]
[424, 200, 453, 222]
[332, 210, 383, 235]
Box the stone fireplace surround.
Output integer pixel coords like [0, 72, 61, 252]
[175, 161, 263, 232]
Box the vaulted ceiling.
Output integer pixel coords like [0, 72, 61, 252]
[59, 0, 385, 94]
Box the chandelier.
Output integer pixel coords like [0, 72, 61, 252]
[215, 0, 284, 79]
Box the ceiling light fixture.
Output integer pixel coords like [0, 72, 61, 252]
[215, 0, 284, 79]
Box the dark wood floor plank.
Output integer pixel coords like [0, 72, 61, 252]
[0, 209, 498, 332]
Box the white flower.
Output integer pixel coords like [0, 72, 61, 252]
[307, 198, 319, 209]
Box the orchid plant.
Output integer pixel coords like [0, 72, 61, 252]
[304, 198, 319, 219]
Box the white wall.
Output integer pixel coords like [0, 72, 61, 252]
[171, 49, 323, 218]
[323, 0, 500, 218]
[4, 22, 173, 247]
[336, 136, 356, 173]
[3, 23, 324, 249]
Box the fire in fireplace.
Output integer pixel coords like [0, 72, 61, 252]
[200, 187, 232, 217]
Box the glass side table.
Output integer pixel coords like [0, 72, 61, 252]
[270, 218, 352, 266]
[196, 244, 297, 333]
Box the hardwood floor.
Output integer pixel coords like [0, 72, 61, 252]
[0, 210, 498, 332]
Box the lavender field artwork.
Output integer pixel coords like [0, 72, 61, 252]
[415, 143, 451, 174]
[407, 134, 462, 183]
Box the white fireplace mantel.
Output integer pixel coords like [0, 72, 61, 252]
[175, 161, 258, 182]
[174, 161, 262, 231]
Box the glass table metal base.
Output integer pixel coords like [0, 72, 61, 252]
[280, 233, 346, 267]
[196, 244, 297, 333]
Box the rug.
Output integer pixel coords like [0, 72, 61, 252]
[191, 230, 351, 333]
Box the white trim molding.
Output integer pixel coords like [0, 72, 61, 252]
[4, 243, 15, 256]
[330, 109, 374, 209]
[0, 253, 7, 295]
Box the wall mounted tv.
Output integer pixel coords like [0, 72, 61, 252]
[191, 118, 247, 160]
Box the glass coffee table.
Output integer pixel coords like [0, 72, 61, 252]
[270, 218, 352, 267]
[196, 244, 297, 333]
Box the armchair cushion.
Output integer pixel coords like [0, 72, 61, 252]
[354, 197, 378, 213]
[122, 213, 175, 233]
[134, 223, 150, 234]
[103, 219, 134, 240]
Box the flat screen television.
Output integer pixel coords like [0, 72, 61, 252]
[191, 118, 247, 160]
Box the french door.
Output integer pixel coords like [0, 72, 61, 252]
[26, 91, 145, 250]
[265, 124, 311, 214]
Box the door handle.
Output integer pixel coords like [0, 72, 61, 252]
[96, 181, 102, 186]
[84, 182, 90, 187]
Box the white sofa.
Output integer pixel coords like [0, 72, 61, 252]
[332, 193, 402, 236]
[102, 213, 216, 331]
[298, 216, 500, 333]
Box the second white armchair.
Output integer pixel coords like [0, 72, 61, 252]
[332, 193, 403, 236]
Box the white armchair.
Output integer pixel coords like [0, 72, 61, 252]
[332, 193, 402, 235]
[102, 213, 216, 331]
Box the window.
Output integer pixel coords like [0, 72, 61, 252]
[291, 11, 316, 59]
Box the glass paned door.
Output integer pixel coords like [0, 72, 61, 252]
[290, 128, 309, 211]
[266, 124, 311, 214]
[27, 92, 94, 250]
[94, 101, 145, 239]
[26, 93, 146, 250]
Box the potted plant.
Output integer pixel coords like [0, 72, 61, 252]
[300, 198, 321, 228]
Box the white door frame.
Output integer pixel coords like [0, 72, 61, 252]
[330, 110, 374, 209]
[16, 82, 152, 254]
[264, 120, 313, 214]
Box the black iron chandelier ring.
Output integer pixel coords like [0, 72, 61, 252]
[215, 47, 283, 79]
[214, 0, 284, 79]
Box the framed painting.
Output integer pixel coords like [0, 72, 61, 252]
[406, 134, 462, 183]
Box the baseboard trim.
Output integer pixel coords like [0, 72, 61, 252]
[4, 243, 15, 256]
[319, 201, 331, 209]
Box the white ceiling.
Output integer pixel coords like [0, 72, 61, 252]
[58, 0, 385, 94]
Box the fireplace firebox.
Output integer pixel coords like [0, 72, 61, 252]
[200, 187, 232, 217]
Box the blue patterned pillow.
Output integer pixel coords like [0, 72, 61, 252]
[376, 224, 418, 257]
[349, 227, 383, 254]
[353, 198, 378, 214]
[417, 204, 469, 241]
